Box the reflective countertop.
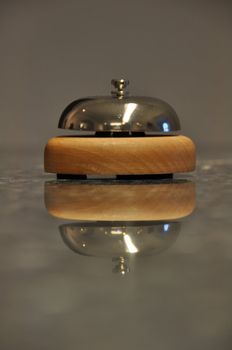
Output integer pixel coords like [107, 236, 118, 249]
[0, 151, 232, 350]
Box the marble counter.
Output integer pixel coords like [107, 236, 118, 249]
[0, 152, 231, 350]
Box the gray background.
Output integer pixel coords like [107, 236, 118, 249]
[1, 0, 232, 156]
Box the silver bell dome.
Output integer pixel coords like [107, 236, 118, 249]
[58, 79, 181, 135]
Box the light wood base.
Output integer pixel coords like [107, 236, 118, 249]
[44, 181, 195, 221]
[44, 135, 196, 175]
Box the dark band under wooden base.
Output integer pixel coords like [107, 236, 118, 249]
[57, 174, 87, 180]
[56, 173, 173, 180]
[116, 174, 173, 180]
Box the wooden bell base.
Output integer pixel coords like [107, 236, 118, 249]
[44, 135, 196, 176]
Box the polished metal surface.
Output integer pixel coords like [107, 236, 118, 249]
[60, 221, 180, 258]
[60, 221, 180, 274]
[111, 78, 129, 98]
[58, 80, 181, 133]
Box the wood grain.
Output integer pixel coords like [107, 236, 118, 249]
[44, 181, 195, 221]
[44, 135, 196, 175]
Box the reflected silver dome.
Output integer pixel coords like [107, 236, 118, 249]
[60, 221, 180, 258]
[58, 79, 181, 134]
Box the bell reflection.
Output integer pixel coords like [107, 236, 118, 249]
[60, 221, 181, 274]
[44, 180, 195, 274]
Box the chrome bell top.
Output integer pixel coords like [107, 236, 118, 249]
[58, 79, 181, 134]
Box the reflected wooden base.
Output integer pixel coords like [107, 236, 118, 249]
[44, 181, 196, 221]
